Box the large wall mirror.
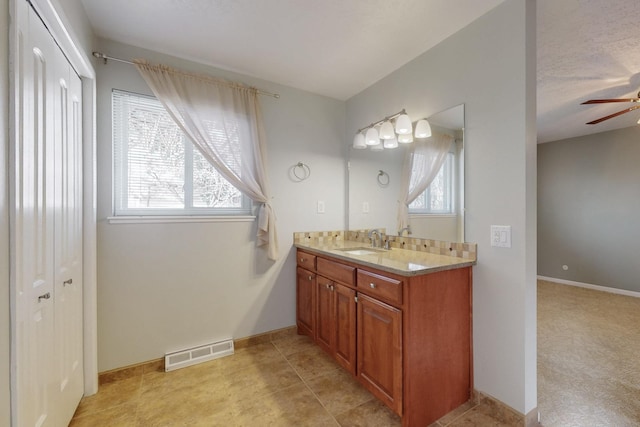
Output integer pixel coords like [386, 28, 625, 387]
[347, 104, 465, 242]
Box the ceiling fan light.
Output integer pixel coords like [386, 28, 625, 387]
[365, 127, 380, 145]
[379, 120, 395, 140]
[353, 132, 366, 149]
[395, 114, 412, 135]
[398, 133, 413, 143]
[415, 119, 432, 138]
[383, 137, 398, 149]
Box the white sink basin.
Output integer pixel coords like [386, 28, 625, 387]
[335, 247, 388, 256]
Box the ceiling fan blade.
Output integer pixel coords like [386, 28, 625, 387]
[582, 99, 640, 104]
[586, 105, 640, 124]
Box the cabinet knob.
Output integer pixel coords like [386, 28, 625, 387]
[308, 276, 313, 281]
[38, 292, 51, 302]
[325, 283, 330, 289]
[369, 283, 376, 289]
[300, 258, 305, 262]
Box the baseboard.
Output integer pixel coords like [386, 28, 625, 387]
[538, 275, 640, 298]
[525, 406, 541, 426]
[474, 390, 525, 426]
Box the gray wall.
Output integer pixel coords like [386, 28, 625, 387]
[346, 0, 537, 415]
[538, 126, 640, 292]
[95, 39, 346, 371]
[2, 0, 11, 423]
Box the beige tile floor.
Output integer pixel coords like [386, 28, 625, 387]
[71, 330, 513, 426]
[538, 280, 640, 426]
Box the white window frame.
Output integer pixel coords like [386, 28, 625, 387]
[112, 89, 252, 219]
[408, 152, 456, 215]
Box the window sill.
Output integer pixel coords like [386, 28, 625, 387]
[107, 215, 256, 224]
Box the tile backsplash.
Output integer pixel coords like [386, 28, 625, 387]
[294, 229, 477, 261]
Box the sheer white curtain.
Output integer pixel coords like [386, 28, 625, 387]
[397, 133, 454, 231]
[134, 61, 279, 260]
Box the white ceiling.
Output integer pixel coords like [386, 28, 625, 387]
[80, 0, 640, 143]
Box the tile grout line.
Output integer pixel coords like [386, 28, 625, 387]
[271, 337, 343, 426]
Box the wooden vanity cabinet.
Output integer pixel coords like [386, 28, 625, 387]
[296, 267, 315, 338]
[295, 248, 472, 427]
[357, 292, 403, 415]
[316, 277, 357, 374]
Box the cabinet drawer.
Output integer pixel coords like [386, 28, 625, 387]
[357, 270, 403, 306]
[317, 257, 355, 286]
[297, 251, 317, 271]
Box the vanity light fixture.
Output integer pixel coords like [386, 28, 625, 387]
[383, 137, 398, 149]
[395, 113, 412, 135]
[398, 133, 413, 144]
[352, 108, 412, 150]
[365, 127, 380, 146]
[379, 120, 396, 140]
[353, 132, 366, 149]
[414, 119, 432, 138]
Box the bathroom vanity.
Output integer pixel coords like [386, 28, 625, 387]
[294, 231, 476, 427]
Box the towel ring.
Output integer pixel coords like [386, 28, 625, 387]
[293, 162, 311, 181]
[377, 170, 390, 186]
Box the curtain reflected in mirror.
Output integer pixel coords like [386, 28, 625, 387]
[347, 104, 464, 242]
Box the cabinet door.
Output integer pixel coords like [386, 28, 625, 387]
[357, 293, 403, 415]
[296, 267, 316, 338]
[315, 276, 334, 354]
[334, 284, 356, 375]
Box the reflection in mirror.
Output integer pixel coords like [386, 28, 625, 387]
[347, 104, 464, 242]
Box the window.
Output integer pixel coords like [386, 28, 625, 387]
[408, 152, 455, 214]
[112, 90, 250, 216]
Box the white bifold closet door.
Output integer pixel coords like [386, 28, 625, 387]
[13, 0, 84, 425]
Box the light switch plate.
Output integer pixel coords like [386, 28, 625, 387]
[317, 200, 325, 214]
[362, 201, 370, 214]
[491, 225, 511, 248]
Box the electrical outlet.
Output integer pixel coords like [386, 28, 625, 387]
[490, 225, 511, 248]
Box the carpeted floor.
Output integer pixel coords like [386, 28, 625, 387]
[538, 280, 640, 426]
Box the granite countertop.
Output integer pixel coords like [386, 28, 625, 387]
[294, 239, 475, 277]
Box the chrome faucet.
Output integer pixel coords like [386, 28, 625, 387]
[368, 229, 381, 248]
[398, 226, 412, 236]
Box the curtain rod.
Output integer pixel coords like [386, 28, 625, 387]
[92, 51, 280, 99]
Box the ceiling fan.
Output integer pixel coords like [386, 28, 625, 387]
[581, 91, 640, 124]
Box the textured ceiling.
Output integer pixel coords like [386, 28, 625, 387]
[537, 0, 640, 143]
[80, 0, 640, 143]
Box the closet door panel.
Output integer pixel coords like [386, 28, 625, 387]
[52, 47, 84, 425]
[15, 5, 58, 425]
[13, 2, 85, 425]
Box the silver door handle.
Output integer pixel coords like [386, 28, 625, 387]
[38, 292, 51, 302]
[369, 283, 376, 289]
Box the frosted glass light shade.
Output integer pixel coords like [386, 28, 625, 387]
[365, 127, 380, 145]
[415, 119, 432, 138]
[353, 132, 366, 149]
[395, 114, 412, 135]
[383, 137, 398, 149]
[398, 133, 413, 143]
[371, 142, 384, 151]
[379, 120, 395, 140]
